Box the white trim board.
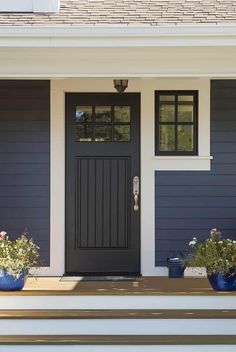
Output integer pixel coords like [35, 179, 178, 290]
[0, 347, 235, 352]
[1, 25, 236, 47]
[0, 319, 234, 335]
[0, 295, 235, 310]
[37, 77, 211, 277]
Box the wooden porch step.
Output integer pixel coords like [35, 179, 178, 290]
[0, 309, 236, 319]
[1, 277, 235, 296]
[0, 335, 235, 345]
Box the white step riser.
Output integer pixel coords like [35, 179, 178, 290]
[0, 319, 235, 335]
[1, 296, 236, 310]
[0, 346, 236, 352]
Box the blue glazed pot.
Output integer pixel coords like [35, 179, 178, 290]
[0, 269, 27, 291]
[208, 272, 236, 291]
[167, 258, 185, 278]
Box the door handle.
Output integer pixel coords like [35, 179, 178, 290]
[133, 176, 140, 211]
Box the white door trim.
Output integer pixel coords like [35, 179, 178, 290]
[34, 77, 210, 276]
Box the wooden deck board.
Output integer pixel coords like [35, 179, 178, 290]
[0, 309, 236, 319]
[0, 277, 233, 296]
[0, 335, 235, 345]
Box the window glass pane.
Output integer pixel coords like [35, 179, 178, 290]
[178, 96, 194, 122]
[95, 106, 111, 122]
[94, 125, 112, 142]
[76, 106, 92, 123]
[114, 125, 130, 142]
[177, 125, 194, 152]
[114, 106, 130, 122]
[76, 124, 92, 142]
[159, 125, 175, 152]
[159, 95, 175, 122]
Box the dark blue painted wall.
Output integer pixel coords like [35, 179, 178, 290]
[155, 80, 236, 266]
[0, 81, 50, 265]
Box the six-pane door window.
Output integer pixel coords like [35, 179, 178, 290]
[155, 91, 198, 155]
[75, 105, 131, 142]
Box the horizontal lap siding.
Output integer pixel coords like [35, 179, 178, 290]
[155, 80, 236, 266]
[0, 81, 50, 266]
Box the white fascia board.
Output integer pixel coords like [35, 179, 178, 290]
[1, 25, 236, 47]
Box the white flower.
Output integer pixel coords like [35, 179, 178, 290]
[0, 231, 6, 240]
[211, 228, 218, 233]
[189, 240, 197, 247]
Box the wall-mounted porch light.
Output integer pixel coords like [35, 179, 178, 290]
[113, 79, 128, 94]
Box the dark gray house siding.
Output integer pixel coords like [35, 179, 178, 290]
[155, 80, 236, 266]
[0, 80, 50, 265]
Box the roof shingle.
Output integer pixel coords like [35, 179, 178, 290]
[0, 0, 236, 26]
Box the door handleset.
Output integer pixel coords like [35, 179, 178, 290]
[133, 176, 140, 211]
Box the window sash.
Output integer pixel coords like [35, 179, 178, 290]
[155, 91, 198, 155]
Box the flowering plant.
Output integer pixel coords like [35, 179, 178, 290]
[187, 229, 236, 276]
[0, 231, 40, 279]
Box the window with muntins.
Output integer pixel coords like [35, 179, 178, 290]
[75, 105, 131, 142]
[155, 91, 198, 155]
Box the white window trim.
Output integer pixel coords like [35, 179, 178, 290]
[153, 79, 211, 171]
[31, 77, 211, 277]
[152, 156, 213, 171]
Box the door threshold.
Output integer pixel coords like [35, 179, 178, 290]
[61, 275, 142, 282]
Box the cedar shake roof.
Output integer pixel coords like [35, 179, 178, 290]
[0, 0, 236, 27]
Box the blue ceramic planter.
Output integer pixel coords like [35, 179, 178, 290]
[208, 272, 236, 291]
[0, 269, 27, 291]
[167, 258, 185, 278]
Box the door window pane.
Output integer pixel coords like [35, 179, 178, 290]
[159, 125, 175, 151]
[114, 125, 130, 142]
[95, 106, 112, 122]
[75, 104, 132, 143]
[94, 125, 112, 142]
[177, 125, 194, 152]
[114, 106, 131, 122]
[178, 96, 194, 122]
[76, 106, 92, 123]
[159, 95, 175, 122]
[76, 125, 92, 142]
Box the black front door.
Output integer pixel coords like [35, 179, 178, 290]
[65, 93, 140, 275]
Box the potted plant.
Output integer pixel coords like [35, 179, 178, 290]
[187, 228, 236, 291]
[0, 231, 39, 291]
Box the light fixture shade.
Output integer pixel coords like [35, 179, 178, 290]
[113, 79, 128, 94]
